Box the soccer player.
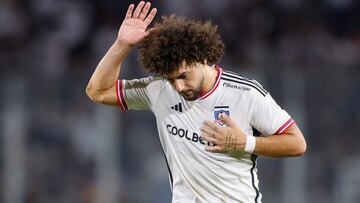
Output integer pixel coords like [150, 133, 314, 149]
[86, 1, 307, 202]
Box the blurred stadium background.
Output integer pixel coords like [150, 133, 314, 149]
[0, 0, 359, 202]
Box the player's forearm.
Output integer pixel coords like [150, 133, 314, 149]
[86, 40, 131, 98]
[252, 125, 306, 158]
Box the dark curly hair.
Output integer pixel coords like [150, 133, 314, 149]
[139, 15, 224, 75]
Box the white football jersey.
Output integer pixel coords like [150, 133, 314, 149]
[116, 66, 294, 203]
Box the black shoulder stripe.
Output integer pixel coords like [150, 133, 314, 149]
[251, 154, 260, 203]
[222, 72, 267, 94]
[252, 127, 262, 137]
[250, 127, 261, 202]
[221, 77, 267, 97]
[224, 70, 241, 76]
[224, 72, 267, 94]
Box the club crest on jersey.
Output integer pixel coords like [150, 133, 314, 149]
[214, 106, 230, 126]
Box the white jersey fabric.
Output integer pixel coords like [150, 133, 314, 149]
[116, 66, 295, 203]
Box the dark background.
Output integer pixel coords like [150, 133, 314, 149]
[0, 0, 359, 202]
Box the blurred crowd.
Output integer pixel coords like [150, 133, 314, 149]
[0, 0, 359, 203]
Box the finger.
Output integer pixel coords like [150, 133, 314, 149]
[203, 121, 219, 132]
[139, 2, 151, 20]
[221, 113, 237, 127]
[146, 28, 158, 32]
[145, 27, 158, 35]
[144, 8, 157, 26]
[200, 126, 216, 138]
[125, 4, 135, 19]
[133, 1, 146, 18]
[144, 27, 157, 37]
[204, 145, 223, 153]
[200, 134, 218, 145]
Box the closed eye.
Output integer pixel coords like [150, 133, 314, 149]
[178, 72, 189, 79]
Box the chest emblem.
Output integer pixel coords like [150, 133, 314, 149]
[214, 106, 230, 126]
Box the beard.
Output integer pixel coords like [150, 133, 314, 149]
[180, 87, 202, 101]
[180, 74, 205, 101]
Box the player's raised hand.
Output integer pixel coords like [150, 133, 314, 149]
[200, 114, 247, 153]
[117, 1, 157, 47]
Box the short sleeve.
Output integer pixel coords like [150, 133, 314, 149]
[248, 90, 295, 136]
[116, 76, 164, 112]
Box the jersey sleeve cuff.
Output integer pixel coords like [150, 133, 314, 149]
[116, 79, 128, 112]
[274, 117, 295, 135]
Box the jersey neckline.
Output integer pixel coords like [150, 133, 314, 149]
[199, 65, 223, 100]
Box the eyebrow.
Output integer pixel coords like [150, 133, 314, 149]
[165, 72, 188, 80]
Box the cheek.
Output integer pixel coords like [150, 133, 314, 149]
[185, 78, 198, 88]
[193, 75, 203, 88]
[185, 72, 202, 89]
[190, 80, 202, 91]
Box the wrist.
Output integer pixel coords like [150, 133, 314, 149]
[114, 38, 134, 49]
[109, 39, 133, 58]
[244, 136, 256, 153]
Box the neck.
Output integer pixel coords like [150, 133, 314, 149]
[201, 65, 218, 95]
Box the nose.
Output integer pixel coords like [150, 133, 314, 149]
[173, 80, 185, 92]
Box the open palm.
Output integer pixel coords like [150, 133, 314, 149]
[118, 1, 157, 46]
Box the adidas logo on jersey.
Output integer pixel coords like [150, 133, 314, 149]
[170, 103, 183, 112]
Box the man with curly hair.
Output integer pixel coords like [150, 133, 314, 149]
[86, 1, 306, 202]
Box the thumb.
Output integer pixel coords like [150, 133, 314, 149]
[221, 113, 236, 127]
[145, 27, 158, 36]
[137, 28, 158, 48]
